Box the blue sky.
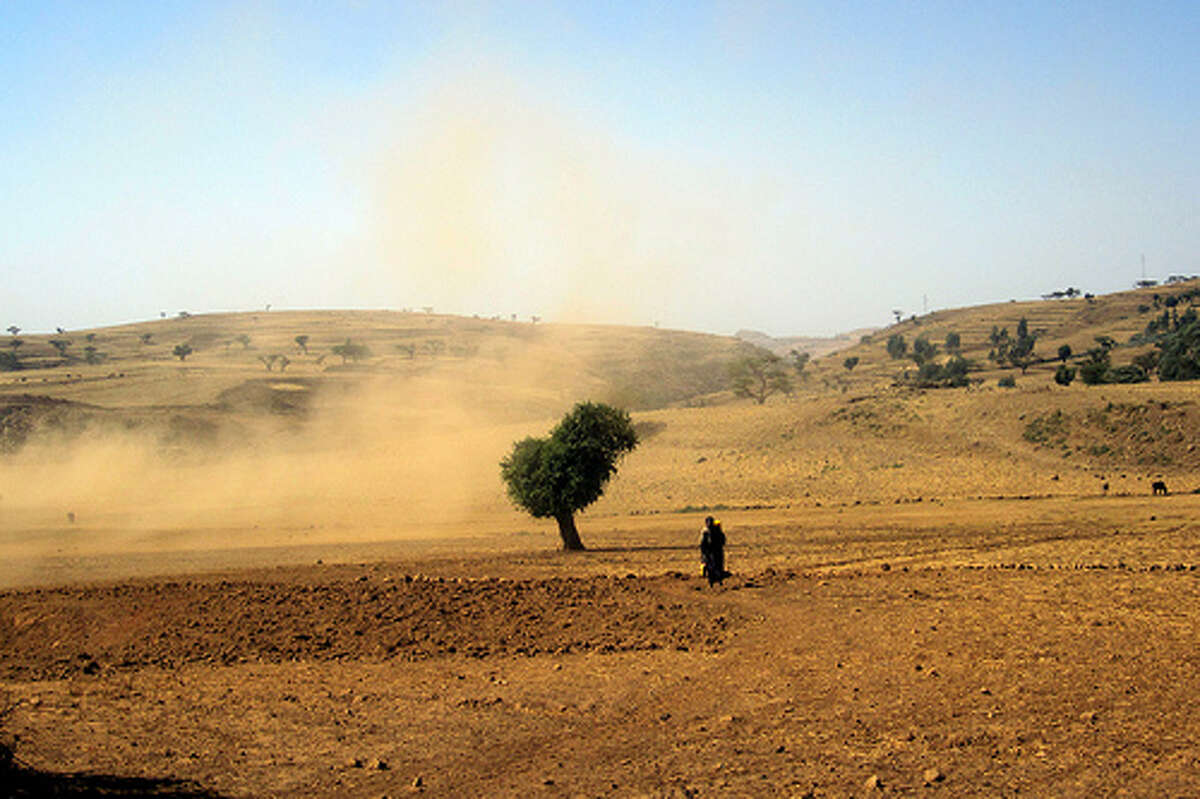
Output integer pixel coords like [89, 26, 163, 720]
[2, 1, 1197, 336]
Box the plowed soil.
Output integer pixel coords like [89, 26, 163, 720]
[4, 497, 1200, 797]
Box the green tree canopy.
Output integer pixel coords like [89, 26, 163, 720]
[500, 402, 638, 550]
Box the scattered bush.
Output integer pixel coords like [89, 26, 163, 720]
[1105, 364, 1149, 383]
[998, 375, 1016, 388]
[1054, 364, 1076, 385]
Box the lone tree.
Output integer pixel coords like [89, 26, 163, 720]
[728, 352, 793, 404]
[172, 343, 193, 361]
[843, 356, 860, 371]
[500, 402, 638, 551]
[294, 334, 309, 354]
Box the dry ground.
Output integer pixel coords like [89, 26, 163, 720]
[4, 495, 1200, 798]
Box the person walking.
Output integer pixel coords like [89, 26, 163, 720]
[699, 516, 729, 586]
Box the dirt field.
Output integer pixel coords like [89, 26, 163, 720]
[4, 495, 1200, 798]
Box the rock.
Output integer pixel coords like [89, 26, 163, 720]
[411, 775, 423, 787]
[923, 767, 944, 784]
[864, 774, 883, 790]
[1080, 711, 1098, 724]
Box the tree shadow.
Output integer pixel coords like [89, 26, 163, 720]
[3, 762, 227, 798]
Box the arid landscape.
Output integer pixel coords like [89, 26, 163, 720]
[3, 284, 1200, 797]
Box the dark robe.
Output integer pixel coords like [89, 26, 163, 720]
[700, 523, 728, 585]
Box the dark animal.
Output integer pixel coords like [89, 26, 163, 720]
[1152, 480, 1169, 496]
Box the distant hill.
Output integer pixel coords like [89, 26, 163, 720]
[734, 328, 876, 359]
[0, 311, 758, 454]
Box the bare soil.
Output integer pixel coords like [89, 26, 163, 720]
[4, 497, 1200, 798]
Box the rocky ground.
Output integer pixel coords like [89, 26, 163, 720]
[3, 500, 1200, 798]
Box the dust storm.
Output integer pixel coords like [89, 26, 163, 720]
[0, 359, 575, 588]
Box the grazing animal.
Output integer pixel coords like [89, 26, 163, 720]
[1152, 480, 1169, 496]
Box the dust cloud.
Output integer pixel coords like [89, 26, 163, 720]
[361, 65, 754, 329]
[0, 362, 575, 587]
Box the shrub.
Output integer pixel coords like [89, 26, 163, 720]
[1054, 364, 1076, 385]
[1105, 364, 1149, 383]
[998, 375, 1016, 388]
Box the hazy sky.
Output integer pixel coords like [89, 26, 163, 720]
[3, 2, 1197, 337]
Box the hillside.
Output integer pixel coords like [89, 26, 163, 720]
[1, 310, 749, 417]
[804, 278, 1200, 390]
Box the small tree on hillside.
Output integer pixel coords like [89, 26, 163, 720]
[294, 335, 309, 354]
[173, 344, 193, 361]
[500, 402, 638, 551]
[944, 331, 961, 352]
[886, 333, 907, 360]
[789, 349, 811, 380]
[236, 334, 251, 350]
[910, 336, 937, 366]
[1057, 344, 1072, 362]
[728, 352, 793, 404]
[5, 326, 19, 336]
[843, 356, 859, 371]
[140, 332, 153, 345]
[1054, 364, 1076, 385]
[1079, 348, 1110, 385]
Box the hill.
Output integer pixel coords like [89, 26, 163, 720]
[800, 278, 1200, 389]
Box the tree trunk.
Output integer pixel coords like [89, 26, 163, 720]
[555, 512, 586, 551]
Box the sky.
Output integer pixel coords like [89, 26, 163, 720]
[2, 1, 1197, 338]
